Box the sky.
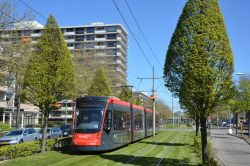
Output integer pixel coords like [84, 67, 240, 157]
[16, 0, 250, 112]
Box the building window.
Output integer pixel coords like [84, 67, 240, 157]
[75, 36, 84, 42]
[106, 26, 117, 32]
[107, 41, 116, 47]
[97, 42, 104, 46]
[96, 49, 105, 54]
[33, 30, 41, 34]
[65, 36, 74, 39]
[85, 42, 94, 48]
[22, 30, 31, 36]
[107, 49, 117, 55]
[75, 43, 84, 49]
[87, 27, 94, 33]
[66, 28, 74, 32]
[75, 28, 84, 34]
[107, 34, 116, 40]
[86, 35, 94, 41]
[67, 43, 73, 47]
[96, 34, 104, 38]
[96, 27, 105, 31]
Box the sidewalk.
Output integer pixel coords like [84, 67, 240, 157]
[209, 128, 250, 166]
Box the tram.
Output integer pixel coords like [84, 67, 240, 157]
[72, 96, 159, 151]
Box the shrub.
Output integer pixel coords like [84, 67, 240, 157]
[0, 137, 72, 161]
[0, 141, 40, 160]
[0, 123, 10, 131]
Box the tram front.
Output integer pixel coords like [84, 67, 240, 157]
[72, 96, 108, 151]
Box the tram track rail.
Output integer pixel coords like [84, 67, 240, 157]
[123, 132, 177, 165]
[155, 134, 179, 166]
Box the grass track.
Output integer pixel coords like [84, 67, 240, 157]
[0, 130, 201, 166]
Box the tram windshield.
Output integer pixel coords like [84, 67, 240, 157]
[74, 98, 107, 133]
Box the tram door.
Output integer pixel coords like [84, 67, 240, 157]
[125, 112, 131, 143]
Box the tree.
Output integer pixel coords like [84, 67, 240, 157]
[118, 87, 135, 104]
[163, 0, 234, 163]
[1, 32, 32, 128]
[0, 0, 33, 128]
[155, 99, 172, 119]
[24, 15, 75, 152]
[87, 68, 111, 96]
[135, 97, 142, 106]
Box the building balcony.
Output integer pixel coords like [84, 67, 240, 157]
[31, 41, 38, 44]
[65, 39, 75, 43]
[95, 38, 106, 41]
[31, 33, 41, 37]
[95, 30, 106, 34]
[68, 46, 74, 50]
[64, 32, 75, 35]
[95, 45, 106, 49]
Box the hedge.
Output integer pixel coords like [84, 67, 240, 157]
[0, 137, 71, 161]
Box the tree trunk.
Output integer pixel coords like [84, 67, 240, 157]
[195, 117, 199, 136]
[200, 114, 208, 164]
[41, 112, 48, 153]
[16, 95, 21, 129]
[235, 113, 238, 135]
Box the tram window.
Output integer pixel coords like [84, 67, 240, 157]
[114, 111, 126, 131]
[103, 110, 112, 132]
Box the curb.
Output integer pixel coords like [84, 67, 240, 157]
[227, 133, 250, 145]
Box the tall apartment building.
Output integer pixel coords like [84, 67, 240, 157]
[0, 21, 128, 124]
[1, 21, 128, 88]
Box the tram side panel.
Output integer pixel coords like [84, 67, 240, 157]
[146, 110, 153, 137]
[110, 103, 131, 149]
[133, 108, 145, 141]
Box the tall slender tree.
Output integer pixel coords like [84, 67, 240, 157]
[24, 15, 75, 152]
[163, 0, 234, 163]
[87, 68, 111, 96]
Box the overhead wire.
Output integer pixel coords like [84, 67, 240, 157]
[18, 0, 47, 21]
[122, 0, 170, 97]
[112, 0, 153, 70]
[124, 0, 162, 67]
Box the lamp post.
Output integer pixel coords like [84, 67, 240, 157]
[236, 72, 250, 138]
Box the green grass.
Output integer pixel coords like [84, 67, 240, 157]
[164, 124, 192, 129]
[0, 130, 201, 166]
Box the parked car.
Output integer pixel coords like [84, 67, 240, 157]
[37, 127, 62, 139]
[60, 124, 72, 137]
[0, 128, 39, 145]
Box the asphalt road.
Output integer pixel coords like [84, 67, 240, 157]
[209, 128, 250, 166]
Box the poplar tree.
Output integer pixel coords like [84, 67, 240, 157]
[163, 0, 234, 163]
[87, 68, 111, 96]
[24, 15, 75, 152]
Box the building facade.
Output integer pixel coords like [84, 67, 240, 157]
[0, 21, 128, 124]
[1, 22, 128, 88]
[0, 86, 39, 127]
[133, 91, 153, 109]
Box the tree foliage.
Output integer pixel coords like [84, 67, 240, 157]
[24, 15, 75, 152]
[163, 0, 234, 163]
[155, 99, 172, 119]
[118, 87, 135, 104]
[87, 68, 111, 96]
[135, 97, 142, 106]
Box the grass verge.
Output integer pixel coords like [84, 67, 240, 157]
[1, 130, 201, 166]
